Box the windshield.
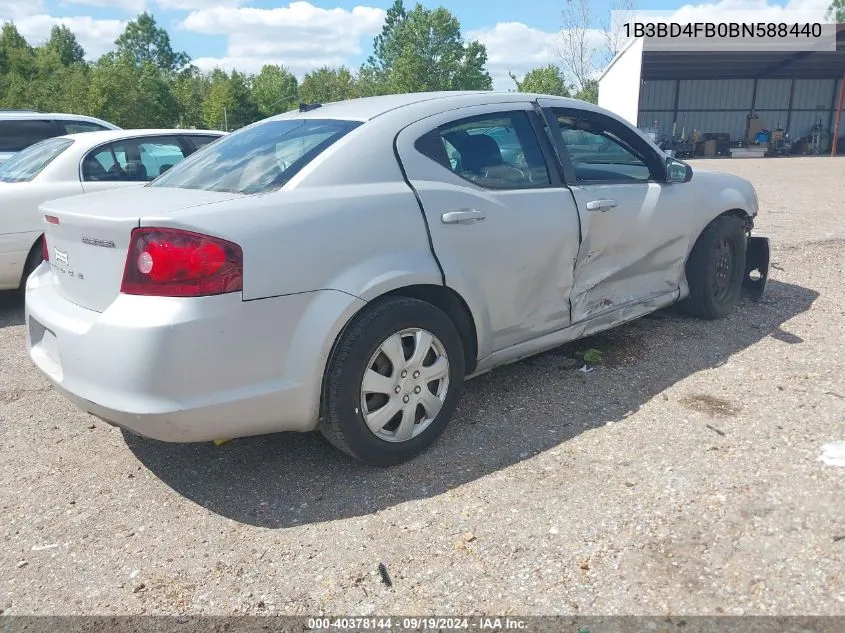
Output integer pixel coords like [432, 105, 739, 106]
[150, 118, 362, 194]
[0, 137, 73, 183]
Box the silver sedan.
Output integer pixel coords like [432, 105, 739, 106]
[25, 91, 770, 466]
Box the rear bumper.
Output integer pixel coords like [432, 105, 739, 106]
[25, 265, 365, 442]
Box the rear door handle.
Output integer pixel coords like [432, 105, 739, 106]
[441, 209, 486, 224]
[585, 199, 618, 212]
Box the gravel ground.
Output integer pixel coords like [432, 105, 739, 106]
[1, 157, 843, 618]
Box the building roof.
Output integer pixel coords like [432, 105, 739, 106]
[602, 24, 845, 81]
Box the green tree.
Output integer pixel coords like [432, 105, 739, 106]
[202, 68, 237, 130]
[360, 0, 406, 93]
[45, 25, 85, 66]
[227, 70, 262, 128]
[251, 64, 298, 116]
[200, 69, 261, 130]
[88, 52, 178, 127]
[28, 47, 90, 113]
[299, 66, 359, 103]
[115, 12, 190, 73]
[509, 65, 570, 96]
[574, 78, 598, 104]
[827, 0, 845, 21]
[0, 22, 36, 79]
[172, 66, 211, 128]
[360, 3, 492, 94]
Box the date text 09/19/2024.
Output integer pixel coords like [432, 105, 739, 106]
[306, 617, 529, 630]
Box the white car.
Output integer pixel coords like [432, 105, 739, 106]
[0, 128, 225, 290]
[25, 92, 769, 466]
[0, 110, 119, 165]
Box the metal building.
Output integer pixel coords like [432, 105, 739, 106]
[598, 25, 845, 155]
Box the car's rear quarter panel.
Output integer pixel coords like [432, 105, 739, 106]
[142, 182, 443, 302]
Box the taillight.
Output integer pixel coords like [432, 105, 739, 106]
[120, 227, 243, 297]
[41, 236, 49, 262]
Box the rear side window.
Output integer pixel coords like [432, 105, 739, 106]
[415, 111, 551, 190]
[151, 119, 361, 194]
[0, 137, 74, 182]
[0, 119, 59, 152]
[83, 137, 187, 182]
[62, 120, 110, 134]
[183, 135, 221, 153]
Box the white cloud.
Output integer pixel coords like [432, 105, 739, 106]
[156, 0, 246, 9]
[0, 0, 46, 20]
[468, 23, 562, 91]
[181, 1, 385, 77]
[61, 0, 146, 14]
[9, 15, 126, 59]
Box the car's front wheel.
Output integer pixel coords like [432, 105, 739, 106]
[320, 297, 466, 466]
[683, 215, 748, 319]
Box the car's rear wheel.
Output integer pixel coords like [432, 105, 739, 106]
[683, 215, 747, 319]
[19, 236, 45, 291]
[320, 296, 465, 466]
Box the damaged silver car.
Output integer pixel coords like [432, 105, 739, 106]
[26, 91, 769, 466]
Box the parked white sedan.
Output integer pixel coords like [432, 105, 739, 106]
[0, 128, 225, 290]
[25, 92, 769, 466]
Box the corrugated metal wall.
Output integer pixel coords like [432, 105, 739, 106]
[677, 79, 754, 109]
[639, 81, 675, 110]
[637, 76, 843, 146]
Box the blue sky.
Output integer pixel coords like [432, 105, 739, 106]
[0, 0, 831, 89]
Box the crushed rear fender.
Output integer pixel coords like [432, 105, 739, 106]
[743, 236, 770, 301]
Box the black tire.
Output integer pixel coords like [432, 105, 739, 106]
[320, 296, 466, 467]
[19, 237, 45, 291]
[683, 215, 747, 320]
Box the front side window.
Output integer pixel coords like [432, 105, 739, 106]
[0, 119, 59, 152]
[151, 119, 362, 194]
[415, 111, 551, 189]
[82, 137, 187, 182]
[0, 137, 74, 183]
[552, 110, 657, 182]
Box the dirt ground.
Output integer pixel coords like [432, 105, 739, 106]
[0, 157, 843, 618]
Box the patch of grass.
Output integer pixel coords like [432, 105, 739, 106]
[575, 348, 604, 364]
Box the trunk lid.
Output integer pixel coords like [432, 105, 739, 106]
[40, 187, 242, 312]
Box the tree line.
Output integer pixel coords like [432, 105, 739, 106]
[0, 1, 601, 131]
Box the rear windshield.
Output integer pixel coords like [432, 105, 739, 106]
[150, 118, 362, 194]
[0, 137, 73, 183]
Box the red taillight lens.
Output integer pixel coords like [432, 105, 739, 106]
[121, 228, 243, 297]
[41, 236, 49, 262]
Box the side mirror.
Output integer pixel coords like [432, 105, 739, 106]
[666, 157, 693, 183]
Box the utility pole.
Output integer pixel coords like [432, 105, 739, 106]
[831, 72, 845, 157]
[223, 108, 228, 132]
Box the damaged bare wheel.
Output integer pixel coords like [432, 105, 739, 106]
[320, 296, 465, 466]
[683, 214, 748, 320]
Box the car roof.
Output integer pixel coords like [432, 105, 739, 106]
[0, 112, 120, 126]
[58, 129, 227, 144]
[270, 91, 599, 123]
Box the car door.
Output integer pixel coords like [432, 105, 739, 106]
[538, 101, 692, 324]
[395, 103, 582, 357]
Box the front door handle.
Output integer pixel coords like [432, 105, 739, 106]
[441, 209, 486, 224]
[585, 199, 618, 212]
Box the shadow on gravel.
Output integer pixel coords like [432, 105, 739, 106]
[125, 279, 818, 528]
[0, 290, 24, 328]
